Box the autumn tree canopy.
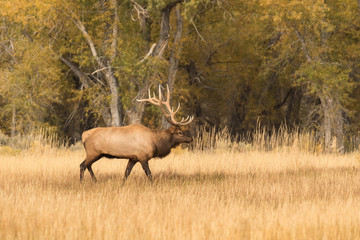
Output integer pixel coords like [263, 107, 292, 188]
[1, 0, 360, 152]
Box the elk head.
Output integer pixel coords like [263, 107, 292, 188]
[137, 84, 194, 143]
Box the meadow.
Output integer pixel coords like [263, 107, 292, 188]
[1, 131, 360, 240]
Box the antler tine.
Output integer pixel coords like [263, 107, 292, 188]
[152, 91, 158, 103]
[170, 115, 194, 126]
[149, 89, 158, 104]
[137, 84, 194, 126]
[173, 102, 180, 114]
[137, 88, 160, 106]
[180, 116, 194, 125]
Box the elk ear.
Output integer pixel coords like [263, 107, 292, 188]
[168, 126, 177, 134]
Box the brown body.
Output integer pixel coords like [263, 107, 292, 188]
[80, 124, 192, 182]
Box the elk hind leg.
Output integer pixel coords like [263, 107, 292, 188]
[80, 160, 86, 182]
[80, 155, 100, 182]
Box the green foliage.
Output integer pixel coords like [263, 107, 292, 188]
[295, 61, 352, 100]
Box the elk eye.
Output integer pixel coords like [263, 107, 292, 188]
[178, 131, 183, 136]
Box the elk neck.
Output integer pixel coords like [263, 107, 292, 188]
[152, 128, 178, 158]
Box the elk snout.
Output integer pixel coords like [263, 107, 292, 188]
[182, 131, 193, 143]
[185, 136, 193, 143]
[176, 132, 193, 144]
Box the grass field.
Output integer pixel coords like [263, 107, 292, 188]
[1, 143, 360, 239]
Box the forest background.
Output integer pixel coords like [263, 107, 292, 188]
[1, 0, 360, 153]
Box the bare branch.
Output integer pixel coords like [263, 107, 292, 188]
[57, 7, 103, 67]
[61, 56, 89, 88]
[131, 0, 149, 25]
[190, 17, 206, 42]
[140, 43, 156, 63]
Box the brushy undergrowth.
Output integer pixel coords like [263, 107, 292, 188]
[1, 124, 359, 155]
[192, 125, 330, 154]
[0, 128, 66, 155]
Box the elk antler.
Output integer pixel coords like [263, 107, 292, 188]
[137, 85, 194, 126]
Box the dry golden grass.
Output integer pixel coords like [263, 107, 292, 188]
[1, 145, 360, 239]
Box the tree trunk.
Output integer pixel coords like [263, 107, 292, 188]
[141, 17, 152, 43]
[152, 7, 171, 57]
[167, 5, 183, 89]
[11, 104, 16, 137]
[104, 67, 122, 126]
[136, 1, 183, 128]
[105, 0, 122, 126]
[126, 107, 145, 124]
[321, 96, 332, 153]
[320, 95, 344, 153]
[289, 89, 303, 125]
[126, 94, 146, 124]
[66, 7, 123, 127]
[61, 56, 115, 126]
[124, 80, 151, 124]
[333, 100, 344, 153]
[123, 2, 178, 126]
[161, 4, 183, 129]
[110, 0, 119, 63]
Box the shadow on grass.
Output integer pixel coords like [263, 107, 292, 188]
[4, 166, 359, 195]
[90, 171, 229, 184]
[79, 165, 360, 185]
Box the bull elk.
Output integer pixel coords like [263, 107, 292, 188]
[80, 85, 194, 183]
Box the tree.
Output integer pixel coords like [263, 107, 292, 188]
[258, 0, 358, 152]
[0, 19, 68, 136]
[1, 0, 360, 153]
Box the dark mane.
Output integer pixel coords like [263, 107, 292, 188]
[153, 130, 175, 158]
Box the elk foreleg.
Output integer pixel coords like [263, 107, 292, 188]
[140, 161, 153, 183]
[123, 159, 136, 182]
